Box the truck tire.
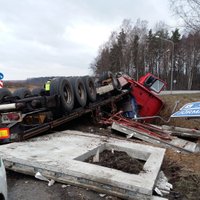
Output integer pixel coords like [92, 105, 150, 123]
[50, 77, 74, 112]
[72, 77, 87, 107]
[99, 71, 113, 82]
[13, 88, 31, 99]
[114, 78, 122, 91]
[32, 88, 45, 96]
[99, 71, 120, 89]
[112, 75, 120, 89]
[83, 76, 96, 102]
[106, 72, 121, 90]
[0, 88, 12, 103]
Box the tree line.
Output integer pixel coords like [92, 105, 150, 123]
[91, 0, 200, 90]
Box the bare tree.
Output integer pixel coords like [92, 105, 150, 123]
[90, 17, 200, 90]
[170, 0, 200, 32]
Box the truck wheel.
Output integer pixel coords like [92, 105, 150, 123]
[99, 71, 119, 89]
[72, 77, 87, 107]
[13, 88, 31, 99]
[83, 76, 96, 102]
[32, 88, 45, 96]
[99, 71, 113, 82]
[112, 75, 120, 89]
[114, 77, 122, 91]
[50, 77, 74, 112]
[0, 88, 12, 103]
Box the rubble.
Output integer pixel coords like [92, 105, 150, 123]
[154, 171, 173, 196]
[35, 172, 55, 186]
[112, 122, 200, 153]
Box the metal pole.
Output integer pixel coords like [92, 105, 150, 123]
[170, 41, 174, 94]
[155, 36, 174, 94]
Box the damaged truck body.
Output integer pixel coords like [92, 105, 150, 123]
[0, 72, 165, 143]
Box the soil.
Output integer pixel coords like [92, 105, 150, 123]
[5, 93, 200, 200]
[85, 150, 145, 174]
[162, 150, 200, 200]
[158, 94, 200, 200]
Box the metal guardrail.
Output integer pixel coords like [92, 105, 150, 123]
[160, 90, 200, 95]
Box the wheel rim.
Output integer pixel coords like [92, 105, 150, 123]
[89, 81, 95, 95]
[63, 84, 72, 104]
[78, 84, 85, 100]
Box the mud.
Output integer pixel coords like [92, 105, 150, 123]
[85, 150, 145, 174]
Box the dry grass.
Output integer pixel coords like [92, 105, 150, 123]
[158, 94, 200, 129]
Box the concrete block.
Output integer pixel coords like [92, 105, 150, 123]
[0, 130, 166, 199]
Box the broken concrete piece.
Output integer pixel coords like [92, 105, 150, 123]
[35, 172, 55, 186]
[93, 148, 100, 162]
[154, 171, 172, 196]
[99, 193, 106, 197]
[154, 187, 163, 196]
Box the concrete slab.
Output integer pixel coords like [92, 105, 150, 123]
[0, 131, 166, 199]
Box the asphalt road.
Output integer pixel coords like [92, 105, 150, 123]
[7, 170, 119, 200]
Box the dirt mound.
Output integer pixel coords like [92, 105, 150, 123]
[162, 149, 200, 200]
[85, 150, 145, 174]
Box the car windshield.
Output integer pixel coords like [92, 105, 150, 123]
[150, 79, 165, 93]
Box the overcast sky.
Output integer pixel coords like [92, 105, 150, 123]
[0, 0, 179, 80]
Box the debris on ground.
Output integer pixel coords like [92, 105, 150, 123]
[35, 172, 55, 186]
[85, 149, 145, 174]
[154, 171, 173, 196]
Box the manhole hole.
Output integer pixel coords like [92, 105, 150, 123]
[84, 149, 145, 174]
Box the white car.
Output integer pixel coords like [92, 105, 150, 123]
[0, 158, 7, 200]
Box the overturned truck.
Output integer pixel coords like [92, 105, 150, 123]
[0, 72, 165, 143]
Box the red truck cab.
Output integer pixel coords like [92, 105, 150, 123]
[122, 73, 166, 118]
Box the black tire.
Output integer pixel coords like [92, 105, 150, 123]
[99, 71, 113, 82]
[32, 88, 45, 96]
[72, 77, 87, 107]
[13, 88, 31, 99]
[50, 77, 74, 112]
[99, 71, 119, 89]
[83, 76, 96, 102]
[112, 75, 119, 89]
[114, 76, 122, 91]
[0, 88, 12, 103]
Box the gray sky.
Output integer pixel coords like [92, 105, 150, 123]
[0, 0, 178, 80]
